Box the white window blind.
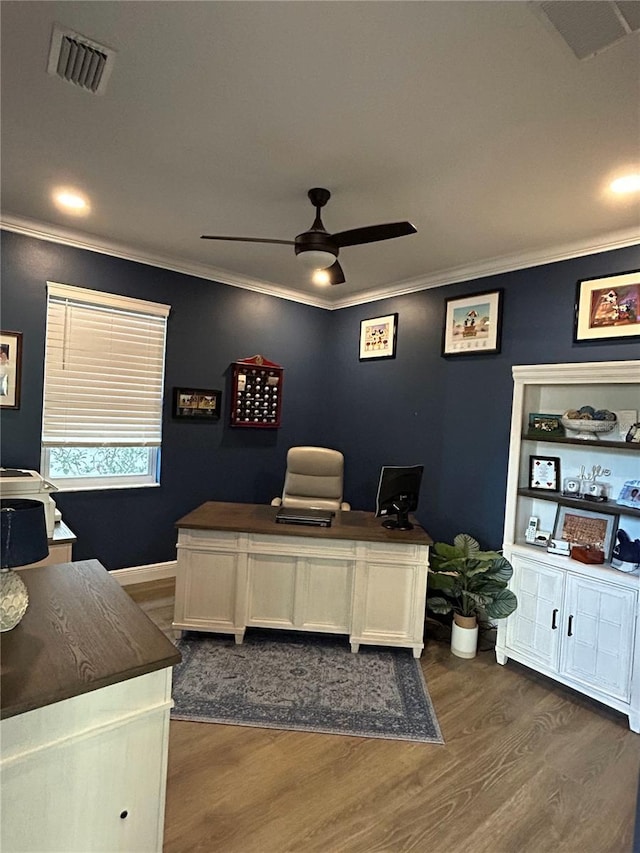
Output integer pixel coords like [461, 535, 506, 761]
[42, 283, 170, 448]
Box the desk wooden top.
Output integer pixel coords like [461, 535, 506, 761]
[176, 501, 433, 546]
[0, 559, 181, 720]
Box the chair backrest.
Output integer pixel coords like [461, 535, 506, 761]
[279, 446, 347, 511]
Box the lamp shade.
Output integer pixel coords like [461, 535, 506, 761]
[1, 499, 49, 568]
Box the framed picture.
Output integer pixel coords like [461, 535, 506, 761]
[359, 313, 398, 361]
[529, 455, 561, 491]
[574, 270, 640, 343]
[527, 412, 565, 438]
[173, 387, 221, 420]
[553, 505, 618, 560]
[616, 480, 640, 509]
[441, 289, 503, 357]
[0, 330, 22, 410]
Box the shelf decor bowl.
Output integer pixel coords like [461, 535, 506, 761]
[560, 416, 617, 441]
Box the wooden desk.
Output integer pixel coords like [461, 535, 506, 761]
[1, 559, 181, 852]
[174, 502, 433, 657]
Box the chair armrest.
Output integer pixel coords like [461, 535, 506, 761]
[271, 497, 283, 507]
[340, 501, 351, 511]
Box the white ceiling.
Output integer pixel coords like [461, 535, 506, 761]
[1, 1, 639, 309]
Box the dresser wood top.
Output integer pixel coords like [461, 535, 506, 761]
[0, 559, 181, 719]
[176, 501, 433, 545]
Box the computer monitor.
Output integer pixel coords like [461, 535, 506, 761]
[375, 465, 424, 531]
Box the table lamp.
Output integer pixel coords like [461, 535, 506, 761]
[1, 498, 49, 631]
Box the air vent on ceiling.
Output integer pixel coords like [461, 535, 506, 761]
[531, 1, 640, 59]
[47, 24, 116, 95]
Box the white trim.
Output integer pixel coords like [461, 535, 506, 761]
[3, 214, 638, 311]
[111, 561, 177, 586]
[46, 280, 170, 317]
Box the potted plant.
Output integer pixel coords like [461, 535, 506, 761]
[427, 533, 517, 659]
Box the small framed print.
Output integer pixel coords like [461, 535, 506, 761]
[553, 505, 618, 560]
[359, 313, 398, 361]
[441, 289, 503, 356]
[529, 455, 561, 491]
[173, 387, 221, 420]
[574, 270, 640, 343]
[0, 330, 22, 410]
[527, 412, 565, 438]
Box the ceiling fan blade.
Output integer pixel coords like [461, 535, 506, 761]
[326, 260, 346, 285]
[332, 221, 417, 248]
[200, 235, 295, 245]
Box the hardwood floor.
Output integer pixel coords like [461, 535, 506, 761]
[128, 580, 640, 853]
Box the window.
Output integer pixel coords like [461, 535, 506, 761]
[41, 282, 170, 490]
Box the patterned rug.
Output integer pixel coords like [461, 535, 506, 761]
[171, 630, 443, 743]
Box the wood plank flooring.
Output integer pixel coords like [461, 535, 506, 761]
[128, 579, 640, 853]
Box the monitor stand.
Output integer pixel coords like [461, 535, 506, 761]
[381, 501, 414, 531]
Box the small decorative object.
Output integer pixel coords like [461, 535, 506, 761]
[611, 529, 640, 573]
[527, 413, 565, 437]
[441, 289, 503, 357]
[579, 464, 611, 500]
[173, 388, 221, 420]
[427, 533, 517, 659]
[529, 455, 560, 491]
[359, 313, 398, 361]
[553, 505, 618, 560]
[570, 545, 605, 565]
[617, 480, 640, 509]
[0, 498, 49, 631]
[584, 481, 607, 502]
[574, 270, 640, 343]
[0, 330, 23, 410]
[626, 422, 640, 443]
[561, 406, 617, 440]
[230, 355, 283, 428]
[614, 409, 638, 441]
[547, 539, 571, 556]
[562, 476, 583, 497]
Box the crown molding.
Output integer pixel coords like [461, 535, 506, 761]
[2, 213, 638, 312]
[329, 227, 640, 309]
[0, 214, 333, 310]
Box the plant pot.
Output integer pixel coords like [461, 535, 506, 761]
[451, 613, 478, 659]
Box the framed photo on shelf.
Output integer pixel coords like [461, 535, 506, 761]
[526, 412, 565, 438]
[0, 330, 22, 410]
[529, 455, 561, 491]
[616, 480, 640, 509]
[553, 505, 618, 560]
[441, 289, 503, 357]
[359, 313, 398, 361]
[173, 387, 221, 420]
[574, 270, 640, 343]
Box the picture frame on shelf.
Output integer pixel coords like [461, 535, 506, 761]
[553, 505, 618, 560]
[574, 270, 640, 343]
[617, 480, 640, 510]
[529, 455, 561, 491]
[441, 289, 503, 357]
[359, 313, 398, 361]
[526, 412, 565, 438]
[0, 330, 22, 410]
[173, 387, 221, 420]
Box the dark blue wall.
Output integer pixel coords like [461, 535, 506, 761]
[1, 229, 638, 565]
[0, 231, 333, 568]
[331, 248, 640, 548]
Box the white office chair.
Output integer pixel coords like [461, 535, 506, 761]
[271, 446, 351, 511]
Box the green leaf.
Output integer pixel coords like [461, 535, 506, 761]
[484, 589, 518, 619]
[453, 533, 480, 555]
[427, 596, 454, 615]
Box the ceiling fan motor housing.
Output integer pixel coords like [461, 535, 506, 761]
[294, 230, 338, 259]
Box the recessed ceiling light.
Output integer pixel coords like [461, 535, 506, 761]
[52, 188, 90, 214]
[610, 174, 640, 194]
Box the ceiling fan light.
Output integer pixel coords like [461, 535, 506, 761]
[296, 250, 336, 270]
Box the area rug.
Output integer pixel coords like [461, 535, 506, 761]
[171, 629, 443, 743]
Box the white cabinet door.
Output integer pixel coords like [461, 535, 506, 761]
[561, 575, 636, 702]
[174, 546, 243, 633]
[506, 556, 564, 670]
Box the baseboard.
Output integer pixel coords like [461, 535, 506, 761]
[111, 560, 177, 586]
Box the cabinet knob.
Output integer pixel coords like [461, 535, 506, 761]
[120, 811, 128, 820]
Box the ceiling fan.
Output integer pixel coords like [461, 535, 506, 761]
[201, 188, 417, 285]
